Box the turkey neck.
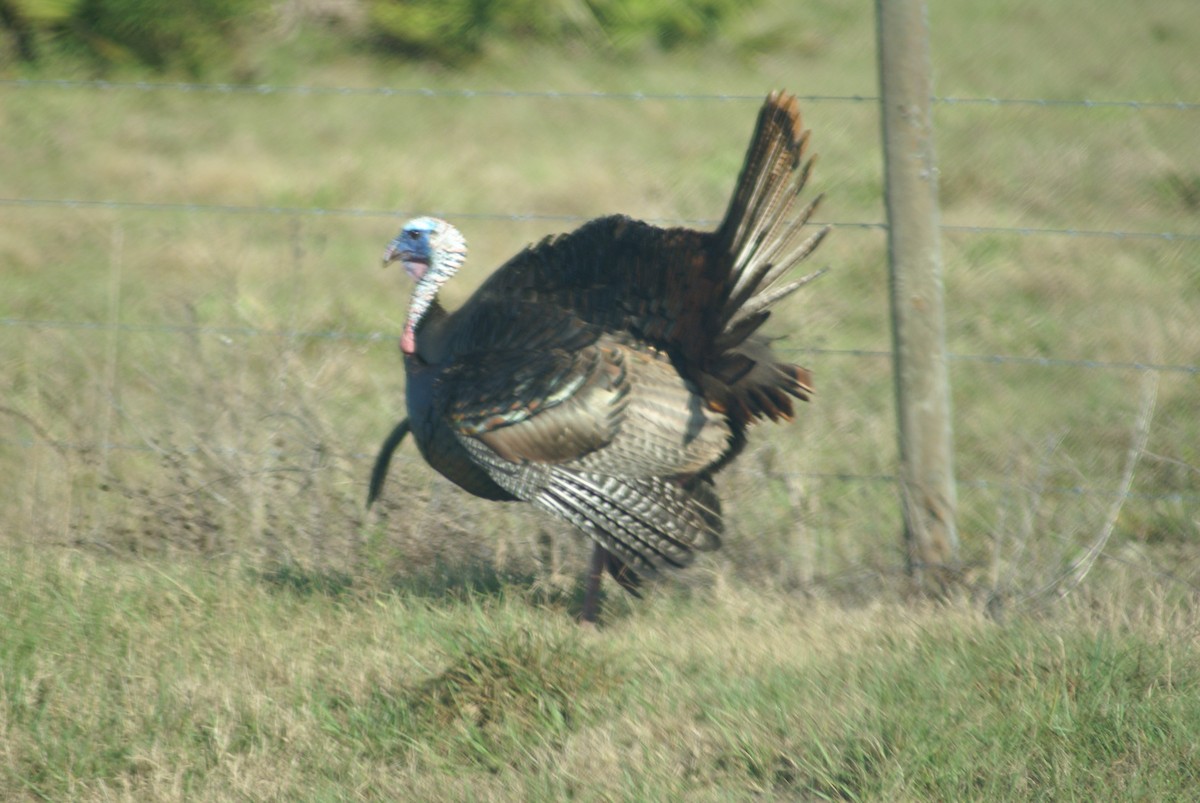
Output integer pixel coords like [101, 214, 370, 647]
[407, 297, 450, 365]
[402, 297, 518, 503]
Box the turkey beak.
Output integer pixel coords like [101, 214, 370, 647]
[383, 243, 430, 281]
[382, 243, 401, 267]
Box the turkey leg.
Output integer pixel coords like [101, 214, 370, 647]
[579, 542, 607, 624]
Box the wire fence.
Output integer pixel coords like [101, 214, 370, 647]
[2, 317, 1198, 375]
[3, 195, 1198, 242]
[6, 423, 1198, 509]
[3, 68, 1197, 579]
[5, 77, 1200, 110]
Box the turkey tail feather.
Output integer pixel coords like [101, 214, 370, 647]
[716, 91, 829, 336]
[703, 91, 827, 424]
[367, 418, 410, 507]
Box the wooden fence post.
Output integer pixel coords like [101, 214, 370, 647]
[875, 0, 959, 587]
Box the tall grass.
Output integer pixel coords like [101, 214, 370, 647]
[1, 550, 1198, 799]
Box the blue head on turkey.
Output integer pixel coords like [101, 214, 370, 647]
[371, 90, 828, 624]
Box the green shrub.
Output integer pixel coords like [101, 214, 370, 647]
[1, 0, 255, 74]
[365, 0, 756, 63]
[0, 0, 754, 72]
[73, 0, 253, 73]
[366, 0, 487, 64]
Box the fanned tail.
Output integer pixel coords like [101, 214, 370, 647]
[707, 90, 828, 423]
[715, 90, 829, 334]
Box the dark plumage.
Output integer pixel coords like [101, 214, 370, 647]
[369, 91, 828, 622]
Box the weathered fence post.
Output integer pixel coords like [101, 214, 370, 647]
[875, 0, 959, 588]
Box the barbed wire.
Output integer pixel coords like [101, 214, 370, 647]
[2, 197, 1197, 243]
[2, 317, 1197, 375]
[3, 434, 1195, 505]
[939, 224, 1200, 242]
[794, 348, 1200, 376]
[3, 78, 1198, 110]
[3, 317, 1197, 374]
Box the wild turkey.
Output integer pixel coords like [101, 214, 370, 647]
[369, 90, 828, 622]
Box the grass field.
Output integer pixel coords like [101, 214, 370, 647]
[3, 549, 1199, 800]
[2, 0, 1199, 798]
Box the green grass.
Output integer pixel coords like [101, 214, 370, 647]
[2, 550, 1198, 800]
[1, 0, 1199, 797]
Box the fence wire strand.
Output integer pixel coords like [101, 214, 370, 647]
[3, 78, 1199, 110]
[2, 317, 1197, 375]
[2, 197, 1197, 243]
[3, 434, 1195, 506]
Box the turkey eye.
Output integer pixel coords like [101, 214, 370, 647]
[407, 231, 420, 240]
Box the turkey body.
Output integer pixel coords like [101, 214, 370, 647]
[369, 91, 828, 622]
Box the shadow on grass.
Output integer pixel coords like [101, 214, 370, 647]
[254, 564, 357, 599]
[251, 560, 634, 623]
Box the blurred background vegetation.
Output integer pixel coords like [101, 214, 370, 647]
[0, 0, 758, 74]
